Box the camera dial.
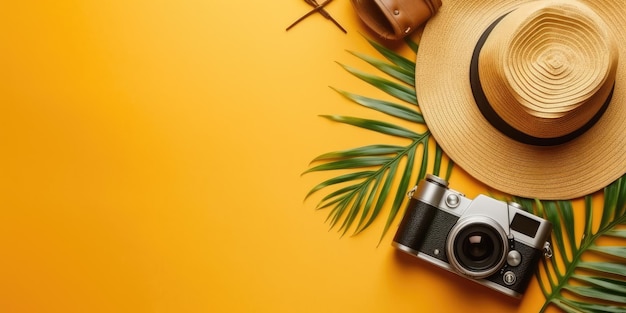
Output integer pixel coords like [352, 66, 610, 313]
[425, 174, 449, 188]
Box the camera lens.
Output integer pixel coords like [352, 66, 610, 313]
[455, 225, 501, 270]
[447, 218, 508, 278]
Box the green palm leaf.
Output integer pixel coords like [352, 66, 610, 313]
[304, 38, 451, 241]
[517, 176, 626, 312]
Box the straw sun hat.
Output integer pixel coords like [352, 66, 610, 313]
[415, 0, 626, 200]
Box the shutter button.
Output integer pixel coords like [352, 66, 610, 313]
[446, 194, 460, 208]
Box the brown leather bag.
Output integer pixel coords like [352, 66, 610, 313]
[351, 0, 442, 40]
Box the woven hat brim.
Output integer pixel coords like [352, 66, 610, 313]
[415, 0, 626, 200]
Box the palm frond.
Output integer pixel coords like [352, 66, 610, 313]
[365, 36, 417, 72]
[336, 63, 417, 105]
[304, 38, 451, 240]
[518, 176, 626, 312]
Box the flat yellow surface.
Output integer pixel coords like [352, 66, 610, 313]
[0, 1, 554, 312]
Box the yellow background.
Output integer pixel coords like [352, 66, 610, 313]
[0, 1, 558, 312]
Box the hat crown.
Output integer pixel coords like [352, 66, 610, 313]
[478, 0, 618, 139]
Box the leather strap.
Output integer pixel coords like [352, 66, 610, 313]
[351, 0, 441, 40]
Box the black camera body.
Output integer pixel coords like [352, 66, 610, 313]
[393, 175, 552, 298]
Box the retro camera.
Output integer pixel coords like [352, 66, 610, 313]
[392, 175, 552, 298]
